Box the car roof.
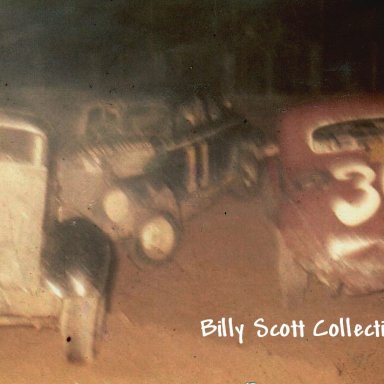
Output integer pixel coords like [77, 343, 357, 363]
[0, 109, 47, 138]
[278, 94, 384, 171]
[0, 86, 232, 147]
[280, 94, 384, 136]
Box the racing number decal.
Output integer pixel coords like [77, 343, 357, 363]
[330, 161, 381, 227]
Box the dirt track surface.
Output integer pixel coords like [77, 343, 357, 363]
[1, 194, 384, 383]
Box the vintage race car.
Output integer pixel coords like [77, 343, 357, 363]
[0, 109, 112, 362]
[273, 95, 384, 305]
[56, 92, 275, 266]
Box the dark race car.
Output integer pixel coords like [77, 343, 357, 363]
[56, 91, 276, 267]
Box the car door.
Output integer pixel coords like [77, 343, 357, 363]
[162, 95, 238, 201]
[282, 118, 384, 287]
[204, 96, 237, 183]
[161, 96, 210, 199]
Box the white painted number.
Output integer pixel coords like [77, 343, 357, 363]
[330, 162, 381, 227]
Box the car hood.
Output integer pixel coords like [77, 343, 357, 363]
[60, 139, 157, 179]
[56, 139, 157, 223]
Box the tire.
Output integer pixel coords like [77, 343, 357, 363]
[276, 231, 308, 308]
[61, 293, 105, 363]
[231, 150, 264, 199]
[129, 213, 180, 268]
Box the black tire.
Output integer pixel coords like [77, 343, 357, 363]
[231, 150, 264, 199]
[61, 293, 105, 363]
[276, 232, 308, 308]
[46, 219, 112, 295]
[129, 213, 181, 269]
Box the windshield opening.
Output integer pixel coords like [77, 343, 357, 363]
[0, 127, 46, 166]
[83, 103, 173, 146]
[310, 118, 384, 154]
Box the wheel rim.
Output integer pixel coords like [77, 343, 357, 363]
[139, 216, 176, 261]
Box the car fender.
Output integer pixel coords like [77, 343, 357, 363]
[117, 178, 181, 230]
[43, 219, 112, 297]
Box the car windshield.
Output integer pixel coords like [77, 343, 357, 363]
[0, 127, 46, 165]
[123, 104, 173, 139]
[311, 118, 384, 153]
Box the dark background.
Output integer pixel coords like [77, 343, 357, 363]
[0, 0, 383, 95]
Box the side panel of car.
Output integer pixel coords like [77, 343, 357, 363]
[277, 107, 384, 296]
[0, 121, 49, 295]
[57, 96, 267, 267]
[159, 123, 239, 209]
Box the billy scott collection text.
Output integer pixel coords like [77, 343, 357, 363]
[200, 317, 384, 344]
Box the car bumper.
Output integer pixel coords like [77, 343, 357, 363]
[0, 286, 61, 319]
[281, 227, 384, 295]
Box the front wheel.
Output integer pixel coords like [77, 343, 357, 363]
[128, 213, 180, 268]
[61, 294, 105, 363]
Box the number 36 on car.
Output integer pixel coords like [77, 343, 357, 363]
[271, 95, 384, 305]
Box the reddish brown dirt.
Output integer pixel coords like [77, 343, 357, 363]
[0, 194, 383, 383]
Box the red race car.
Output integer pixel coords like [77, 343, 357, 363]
[272, 95, 384, 305]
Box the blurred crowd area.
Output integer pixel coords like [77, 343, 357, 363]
[1, 1, 383, 97]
